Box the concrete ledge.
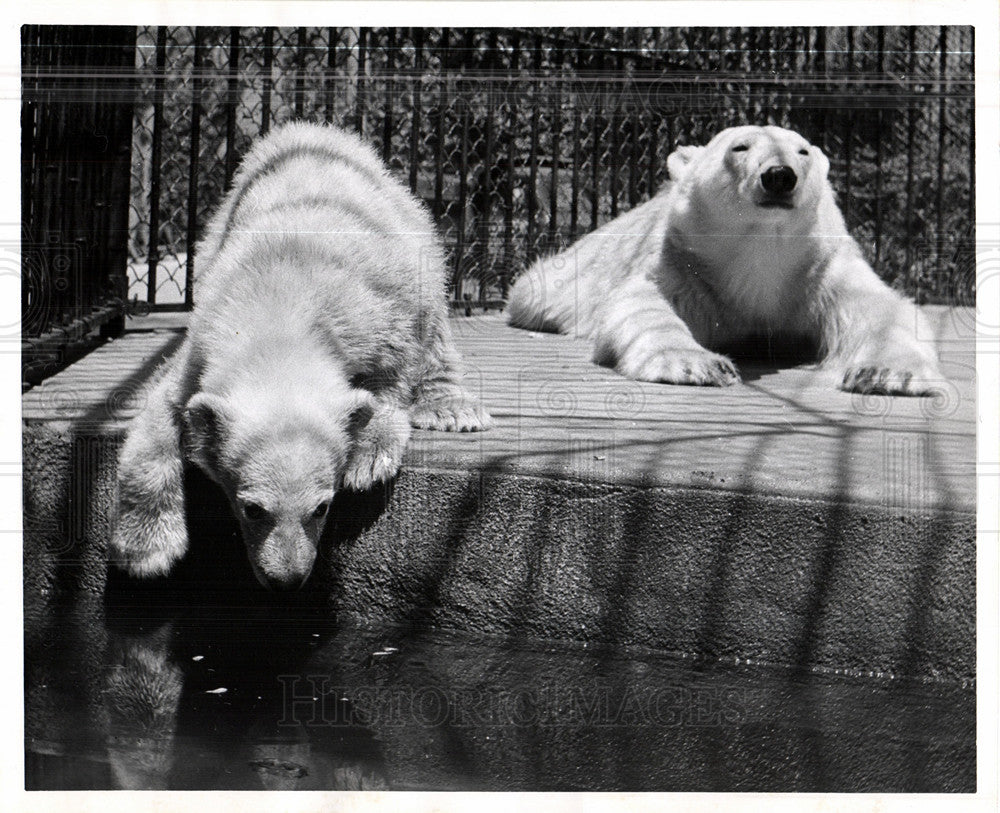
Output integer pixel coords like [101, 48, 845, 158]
[23, 307, 976, 682]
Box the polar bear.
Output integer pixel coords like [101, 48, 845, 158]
[507, 125, 943, 395]
[112, 122, 491, 590]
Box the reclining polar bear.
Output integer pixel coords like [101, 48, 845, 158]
[507, 125, 943, 395]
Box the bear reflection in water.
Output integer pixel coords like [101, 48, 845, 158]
[101, 591, 390, 791]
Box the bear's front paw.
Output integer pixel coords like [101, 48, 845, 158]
[841, 361, 945, 396]
[344, 404, 410, 490]
[109, 499, 189, 578]
[620, 347, 741, 387]
[410, 393, 493, 432]
[343, 446, 402, 491]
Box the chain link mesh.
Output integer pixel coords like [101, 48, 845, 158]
[126, 26, 974, 308]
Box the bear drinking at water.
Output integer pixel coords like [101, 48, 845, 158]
[507, 125, 943, 395]
[111, 122, 491, 590]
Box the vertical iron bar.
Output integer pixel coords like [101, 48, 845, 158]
[35, 27, 58, 326]
[628, 107, 640, 208]
[570, 95, 581, 239]
[609, 50, 621, 218]
[652, 37, 667, 182]
[185, 26, 203, 309]
[548, 40, 563, 246]
[527, 34, 541, 261]
[815, 28, 828, 153]
[22, 26, 41, 334]
[355, 28, 367, 135]
[502, 31, 518, 298]
[224, 26, 240, 189]
[787, 27, 803, 132]
[967, 28, 975, 265]
[874, 27, 885, 266]
[738, 27, 750, 130]
[774, 27, 786, 125]
[760, 28, 772, 124]
[77, 26, 97, 312]
[106, 26, 137, 330]
[793, 27, 818, 134]
[261, 27, 273, 135]
[433, 28, 447, 223]
[648, 29, 663, 194]
[935, 26, 948, 288]
[647, 113, 658, 196]
[325, 28, 337, 124]
[747, 28, 759, 124]
[383, 29, 396, 164]
[716, 27, 729, 129]
[408, 28, 424, 195]
[56, 26, 75, 321]
[590, 49, 600, 231]
[454, 95, 469, 299]
[54, 27, 72, 323]
[478, 30, 497, 306]
[844, 27, 854, 218]
[904, 27, 916, 277]
[146, 25, 168, 305]
[455, 30, 474, 300]
[89, 27, 107, 311]
[295, 26, 306, 120]
[20, 26, 36, 247]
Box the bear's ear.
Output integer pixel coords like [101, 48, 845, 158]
[666, 145, 704, 181]
[809, 144, 830, 179]
[183, 392, 232, 472]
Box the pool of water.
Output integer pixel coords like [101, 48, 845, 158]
[25, 572, 975, 792]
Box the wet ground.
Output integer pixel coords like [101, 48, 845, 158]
[25, 567, 975, 793]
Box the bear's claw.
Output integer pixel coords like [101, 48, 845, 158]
[410, 394, 493, 432]
[344, 404, 410, 490]
[841, 363, 945, 396]
[621, 347, 741, 387]
[342, 450, 401, 491]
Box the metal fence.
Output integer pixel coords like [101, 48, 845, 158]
[21, 26, 136, 383]
[22, 24, 976, 361]
[126, 26, 975, 312]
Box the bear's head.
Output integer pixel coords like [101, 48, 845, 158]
[666, 125, 831, 223]
[182, 389, 376, 591]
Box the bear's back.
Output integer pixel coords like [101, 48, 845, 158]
[190, 123, 449, 375]
[194, 124, 447, 320]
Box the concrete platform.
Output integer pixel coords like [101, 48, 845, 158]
[22, 307, 976, 682]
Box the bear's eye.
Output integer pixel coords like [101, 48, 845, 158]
[731, 144, 749, 152]
[798, 148, 809, 155]
[312, 501, 330, 519]
[243, 502, 268, 522]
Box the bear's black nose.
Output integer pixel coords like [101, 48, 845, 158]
[761, 165, 797, 196]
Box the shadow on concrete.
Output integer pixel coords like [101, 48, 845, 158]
[716, 333, 820, 384]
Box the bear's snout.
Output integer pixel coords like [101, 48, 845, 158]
[760, 165, 797, 197]
[247, 524, 319, 592]
[262, 568, 311, 592]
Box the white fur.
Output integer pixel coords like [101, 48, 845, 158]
[508, 125, 943, 393]
[111, 122, 491, 586]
